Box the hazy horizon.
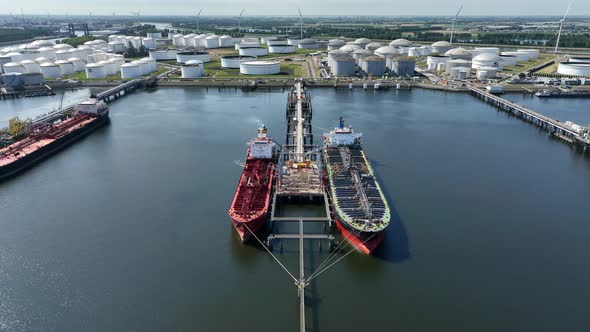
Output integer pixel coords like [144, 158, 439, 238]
[1, 0, 587, 17]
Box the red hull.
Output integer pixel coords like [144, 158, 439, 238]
[228, 157, 275, 242]
[334, 216, 384, 255]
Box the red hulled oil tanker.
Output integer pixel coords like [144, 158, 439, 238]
[228, 125, 277, 242]
[0, 98, 109, 182]
[323, 117, 390, 254]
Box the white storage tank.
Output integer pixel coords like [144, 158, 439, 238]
[477, 67, 497, 79]
[472, 53, 503, 70]
[140, 57, 158, 73]
[176, 51, 211, 64]
[431, 41, 453, 54]
[327, 39, 345, 51]
[108, 34, 119, 43]
[67, 57, 86, 72]
[237, 42, 261, 49]
[389, 57, 416, 76]
[287, 38, 302, 46]
[146, 32, 162, 39]
[181, 60, 204, 78]
[132, 60, 150, 76]
[500, 55, 518, 66]
[219, 35, 234, 48]
[3, 62, 25, 74]
[374, 46, 398, 58]
[98, 60, 117, 76]
[53, 43, 73, 51]
[268, 45, 296, 54]
[240, 60, 280, 75]
[40, 62, 61, 78]
[557, 62, 590, 76]
[444, 48, 473, 60]
[359, 56, 386, 76]
[35, 57, 52, 64]
[38, 47, 56, 60]
[242, 37, 260, 43]
[298, 38, 319, 49]
[205, 35, 220, 49]
[183, 34, 196, 47]
[365, 42, 383, 52]
[120, 62, 141, 79]
[340, 44, 362, 53]
[142, 38, 156, 49]
[261, 36, 277, 44]
[354, 38, 372, 49]
[149, 50, 178, 61]
[239, 47, 269, 57]
[474, 47, 500, 55]
[268, 39, 289, 46]
[77, 46, 94, 62]
[517, 49, 539, 59]
[568, 56, 590, 64]
[331, 54, 355, 76]
[54, 50, 71, 61]
[172, 34, 184, 46]
[445, 59, 472, 74]
[221, 55, 257, 68]
[108, 41, 125, 53]
[427, 55, 450, 71]
[20, 60, 41, 73]
[55, 60, 74, 75]
[408, 47, 420, 57]
[85, 63, 106, 79]
[353, 49, 373, 65]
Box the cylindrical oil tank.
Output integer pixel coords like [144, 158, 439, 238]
[120, 63, 141, 79]
[221, 55, 257, 68]
[219, 35, 234, 48]
[53, 43, 73, 51]
[298, 38, 319, 49]
[3, 62, 25, 73]
[431, 41, 453, 54]
[146, 32, 162, 39]
[354, 38, 372, 49]
[176, 51, 210, 64]
[389, 57, 416, 76]
[67, 57, 86, 72]
[20, 60, 41, 73]
[108, 42, 125, 53]
[40, 62, 61, 78]
[408, 47, 420, 57]
[242, 37, 260, 43]
[38, 47, 56, 59]
[54, 50, 71, 61]
[268, 45, 296, 54]
[374, 46, 398, 58]
[261, 36, 278, 44]
[340, 44, 362, 53]
[35, 57, 52, 64]
[445, 47, 473, 60]
[240, 60, 280, 75]
[205, 35, 220, 49]
[477, 67, 497, 79]
[437, 63, 446, 71]
[328, 50, 346, 68]
[21, 72, 44, 85]
[239, 47, 269, 57]
[172, 34, 184, 46]
[500, 55, 518, 66]
[517, 49, 539, 59]
[140, 57, 158, 73]
[268, 39, 288, 46]
[131, 60, 149, 76]
[97, 60, 116, 76]
[331, 54, 355, 76]
[55, 60, 75, 75]
[445, 59, 472, 74]
[0, 55, 11, 73]
[557, 62, 590, 76]
[85, 63, 106, 78]
[181, 60, 204, 78]
[427, 55, 450, 71]
[360, 56, 386, 76]
[142, 38, 156, 49]
[2, 72, 24, 87]
[327, 39, 345, 51]
[353, 49, 373, 65]
[108, 35, 119, 42]
[287, 38, 302, 46]
[237, 42, 261, 49]
[107, 58, 123, 73]
[474, 47, 500, 55]
[149, 50, 178, 60]
[472, 53, 503, 70]
[365, 42, 383, 52]
[568, 56, 590, 63]
[77, 46, 93, 62]
[183, 34, 196, 47]
[132, 37, 142, 49]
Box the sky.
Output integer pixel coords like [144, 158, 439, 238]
[2, 0, 587, 16]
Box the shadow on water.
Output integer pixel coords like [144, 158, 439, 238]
[369, 158, 411, 263]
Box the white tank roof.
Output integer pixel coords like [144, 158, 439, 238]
[473, 53, 501, 61]
[445, 48, 472, 56]
[121, 63, 139, 67]
[389, 38, 412, 47]
[355, 38, 372, 44]
[220, 35, 232, 39]
[432, 41, 452, 47]
[185, 60, 204, 65]
[328, 39, 345, 46]
[20, 59, 36, 64]
[55, 60, 72, 64]
[205, 35, 220, 39]
[40, 62, 58, 67]
[54, 44, 73, 49]
[339, 44, 362, 52]
[67, 57, 83, 62]
[375, 46, 398, 55]
[353, 49, 372, 55]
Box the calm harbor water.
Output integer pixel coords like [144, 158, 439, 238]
[1, 87, 589, 331]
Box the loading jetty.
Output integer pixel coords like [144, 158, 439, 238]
[467, 85, 590, 151]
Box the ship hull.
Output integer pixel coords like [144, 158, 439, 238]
[333, 214, 384, 255]
[0, 115, 110, 183]
[228, 158, 275, 243]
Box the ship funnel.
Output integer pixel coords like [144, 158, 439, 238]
[339, 116, 344, 129]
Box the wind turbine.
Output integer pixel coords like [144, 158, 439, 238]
[449, 5, 463, 44]
[238, 8, 245, 35]
[297, 8, 303, 39]
[195, 9, 202, 32]
[554, 1, 572, 54]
